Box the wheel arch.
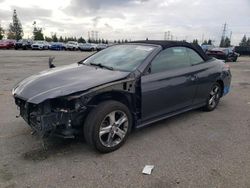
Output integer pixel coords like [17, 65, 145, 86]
[87, 91, 134, 111]
[86, 90, 138, 127]
[216, 79, 224, 97]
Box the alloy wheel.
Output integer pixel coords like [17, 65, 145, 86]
[99, 110, 128, 148]
[208, 85, 221, 108]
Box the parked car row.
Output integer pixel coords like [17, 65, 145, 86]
[0, 39, 109, 51]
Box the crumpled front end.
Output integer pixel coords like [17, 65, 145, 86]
[14, 95, 88, 138]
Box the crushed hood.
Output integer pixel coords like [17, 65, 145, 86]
[13, 63, 130, 104]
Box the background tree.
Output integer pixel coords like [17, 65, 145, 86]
[59, 36, 64, 42]
[51, 33, 58, 42]
[247, 38, 250, 47]
[207, 39, 212, 45]
[0, 24, 4, 40]
[239, 35, 248, 47]
[45, 36, 52, 42]
[192, 39, 199, 45]
[224, 37, 231, 47]
[202, 40, 208, 45]
[7, 9, 23, 40]
[78, 37, 86, 43]
[33, 21, 44, 40]
[220, 37, 231, 47]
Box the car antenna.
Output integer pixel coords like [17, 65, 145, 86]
[48, 56, 56, 68]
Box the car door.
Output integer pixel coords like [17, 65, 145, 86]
[141, 47, 198, 121]
[185, 48, 221, 105]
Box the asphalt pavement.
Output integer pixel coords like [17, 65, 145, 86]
[0, 50, 250, 188]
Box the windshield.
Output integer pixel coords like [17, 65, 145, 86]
[83, 44, 155, 72]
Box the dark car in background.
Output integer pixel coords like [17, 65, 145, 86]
[12, 40, 231, 153]
[0, 39, 16, 49]
[50, 42, 65, 50]
[206, 47, 239, 62]
[15, 39, 33, 50]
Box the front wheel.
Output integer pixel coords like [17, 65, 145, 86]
[203, 83, 222, 111]
[84, 100, 132, 153]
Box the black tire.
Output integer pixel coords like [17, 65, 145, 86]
[203, 83, 222, 111]
[84, 100, 132, 153]
[233, 57, 237, 62]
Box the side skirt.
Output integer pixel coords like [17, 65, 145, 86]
[136, 103, 206, 129]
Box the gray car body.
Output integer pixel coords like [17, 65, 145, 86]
[12, 42, 231, 137]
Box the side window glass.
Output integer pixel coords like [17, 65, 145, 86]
[186, 48, 204, 65]
[151, 47, 190, 73]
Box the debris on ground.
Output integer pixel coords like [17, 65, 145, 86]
[142, 165, 154, 175]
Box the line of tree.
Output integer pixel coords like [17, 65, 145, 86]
[2, 10, 109, 44]
[239, 35, 250, 47]
[192, 39, 213, 45]
[113, 39, 129, 43]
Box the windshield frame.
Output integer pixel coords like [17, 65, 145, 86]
[81, 43, 160, 72]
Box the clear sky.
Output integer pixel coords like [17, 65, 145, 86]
[0, 0, 249, 45]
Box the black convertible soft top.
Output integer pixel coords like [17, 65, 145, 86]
[130, 40, 210, 61]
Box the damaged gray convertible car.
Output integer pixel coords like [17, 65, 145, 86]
[12, 40, 231, 152]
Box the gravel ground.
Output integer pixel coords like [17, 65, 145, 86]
[0, 50, 250, 188]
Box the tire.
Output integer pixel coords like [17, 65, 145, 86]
[203, 83, 222, 111]
[233, 57, 237, 62]
[84, 100, 132, 153]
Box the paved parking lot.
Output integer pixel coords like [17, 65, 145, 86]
[0, 50, 250, 188]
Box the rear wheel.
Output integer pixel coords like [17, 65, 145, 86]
[84, 100, 132, 153]
[203, 83, 222, 111]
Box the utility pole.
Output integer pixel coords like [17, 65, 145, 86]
[201, 33, 204, 43]
[95, 31, 98, 41]
[167, 31, 170, 40]
[164, 32, 167, 40]
[220, 22, 227, 47]
[221, 23, 227, 40]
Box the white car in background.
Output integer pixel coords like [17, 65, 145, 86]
[79, 43, 97, 51]
[31, 41, 49, 50]
[96, 43, 108, 51]
[66, 41, 78, 51]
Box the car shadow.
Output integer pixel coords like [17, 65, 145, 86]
[21, 108, 204, 160]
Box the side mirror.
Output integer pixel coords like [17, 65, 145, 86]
[48, 56, 56, 68]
